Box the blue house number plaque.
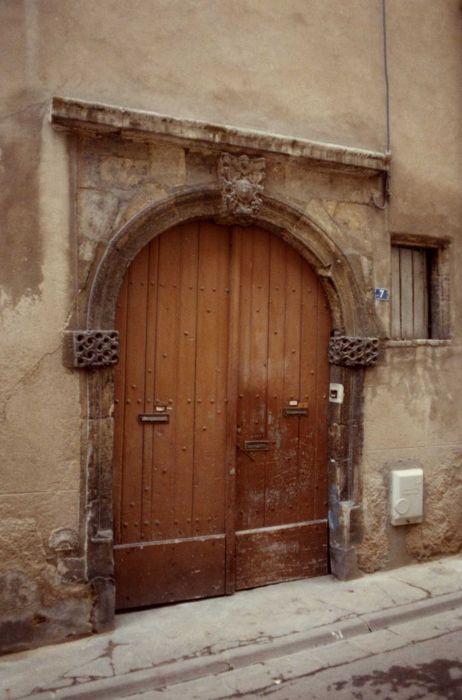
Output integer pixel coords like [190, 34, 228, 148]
[375, 288, 390, 301]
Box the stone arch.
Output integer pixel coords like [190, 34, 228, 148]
[86, 187, 376, 338]
[83, 186, 376, 629]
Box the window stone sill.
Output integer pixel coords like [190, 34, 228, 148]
[386, 339, 452, 348]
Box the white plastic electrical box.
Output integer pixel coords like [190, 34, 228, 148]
[329, 383, 344, 404]
[390, 468, 423, 526]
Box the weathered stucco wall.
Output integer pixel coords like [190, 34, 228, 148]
[3, 0, 387, 151]
[0, 1, 85, 649]
[358, 0, 462, 571]
[0, 0, 461, 653]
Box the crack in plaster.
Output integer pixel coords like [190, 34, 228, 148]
[0, 343, 62, 424]
[0, 100, 48, 124]
[0, 301, 78, 424]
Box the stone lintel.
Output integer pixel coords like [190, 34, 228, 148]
[50, 96, 390, 175]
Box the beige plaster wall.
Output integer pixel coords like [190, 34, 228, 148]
[0, 0, 461, 650]
[2, 0, 387, 151]
[359, 0, 462, 571]
[0, 118, 86, 651]
[388, 0, 462, 241]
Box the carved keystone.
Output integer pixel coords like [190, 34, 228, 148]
[65, 330, 119, 369]
[218, 153, 266, 223]
[329, 335, 381, 367]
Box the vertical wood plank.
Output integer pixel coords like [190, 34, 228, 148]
[279, 246, 302, 523]
[141, 237, 159, 541]
[412, 248, 428, 338]
[235, 228, 252, 531]
[235, 228, 266, 530]
[249, 228, 270, 438]
[224, 226, 241, 593]
[113, 273, 128, 544]
[391, 246, 401, 338]
[313, 282, 331, 520]
[172, 223, 199, 538]
[121, 247, 149, 543]
[250, 228, 271, 526]
[400, 248, 414, 339]
[192, 222, 229, 536]
[297, 256, 319, 522]
[265, 235, 289, 527]
[150, 229, 181, 539]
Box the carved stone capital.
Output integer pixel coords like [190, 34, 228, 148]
[48, 529, 85, 583]
[48, 527, 79, 554]
[65, 330, 119, 369]
[329, 335, 381, 367]
[218, 153, 266, 223]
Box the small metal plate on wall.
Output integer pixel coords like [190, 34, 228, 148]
[138, 413, 170, 424]
[283, 407, 308, 417]
[375, 288, 390, 301]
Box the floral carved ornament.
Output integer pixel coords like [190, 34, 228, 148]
[218, 153, 266, 222]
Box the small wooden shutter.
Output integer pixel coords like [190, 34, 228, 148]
[391, 246, 429, 339]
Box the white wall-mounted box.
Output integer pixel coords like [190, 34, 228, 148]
[329, 383, 344, 404]
[390, 468, 423, 526]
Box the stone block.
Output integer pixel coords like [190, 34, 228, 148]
[100, 156, 149, 188]
[77, 189, 120, 244]
[330, 544, 361, 581]
[0, 570, 39, 616]
[149, 143, 186, 186]
[405, 449, 462, 560]
[90, 577, 115, 632]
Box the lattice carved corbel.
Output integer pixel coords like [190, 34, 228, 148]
[218, 153, 266, 224]
[65, 330, 119, 368]
[329, 335, 381, 367]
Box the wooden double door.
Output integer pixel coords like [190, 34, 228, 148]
[113, 222, 331, 609]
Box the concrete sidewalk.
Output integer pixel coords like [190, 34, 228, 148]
[1, 556, 462, 700]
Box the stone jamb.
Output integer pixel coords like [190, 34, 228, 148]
[78, 186, 380, 629]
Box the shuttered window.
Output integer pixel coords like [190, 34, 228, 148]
[391, 245, 430, 339]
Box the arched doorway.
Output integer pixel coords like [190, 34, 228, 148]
[112, 220, 331, 609]
[80, 188, 379, 629]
